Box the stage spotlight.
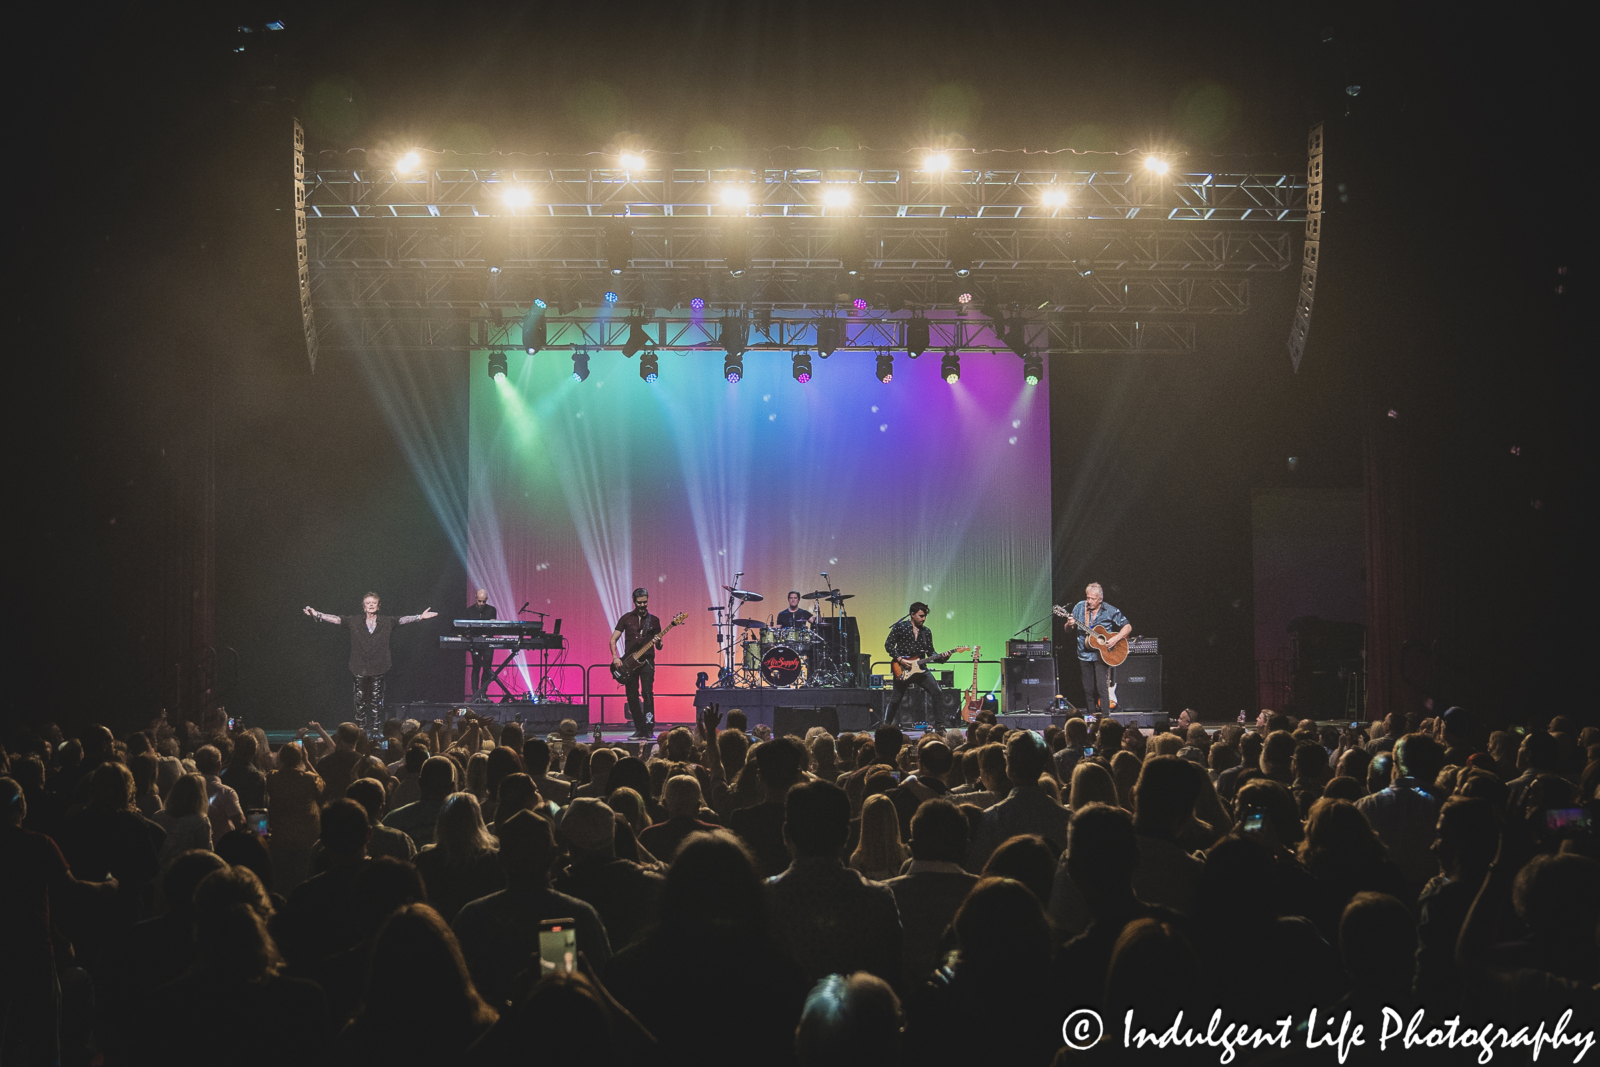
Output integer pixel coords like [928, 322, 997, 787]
[622, 317, 650, 358]
[824, 186, 851, 207]
[487, 352, 508, 382]
[905, 316, 930, 357]
[396, 150, 422, 174]
[571, 351, 591, 382]
[719, 186, 750, 206]
[1144, 155, 1169, 174]
[792, 351, 813, 383]
[533, 297, 548, 310]
[1022, 351, 1044, 386]
[925, 152, 951, 172]
[603, 290, 620, 305]
[1042, 187, 1068, 207]
[721, 313, 748, 359]
[852, 297, 868, 311]
[523, 318, 547, 354]
[941, 351, 961, 384]
[690, 296, 706, 311]
[957, 292, 973, 305]
[724, 354, 744, 384]
[620, 151, 646, 169]
[640, 350, 659, 382]
[876, 352, 894, 383]
[500, 185, 534, 208]
[724, 220, 749, 277]
[816, 317, 842, 357]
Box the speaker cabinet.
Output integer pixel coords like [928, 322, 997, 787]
[1004, 656, 1059, 712]
[1114, 655, 1163, 712]
[774, 706, 840, 737]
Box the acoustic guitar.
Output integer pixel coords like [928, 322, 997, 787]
[960, 646, 984, 723]
[1051, 605, 1130, 667]
[612, 612, 688, 682]
[890, 646, 973, 681]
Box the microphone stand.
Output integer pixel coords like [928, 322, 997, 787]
[1013, 615, 1055, 639]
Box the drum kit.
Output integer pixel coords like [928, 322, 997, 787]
[709, 572, 858, 689]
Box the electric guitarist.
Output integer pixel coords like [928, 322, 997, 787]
[1054, 582, 1131, 717]
[612, 588, 668, 739]
[884, 602, 971, 730]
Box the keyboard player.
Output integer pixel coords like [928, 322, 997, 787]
[463, 589, 497, 699]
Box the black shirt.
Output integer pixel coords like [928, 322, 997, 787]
[345, 614, 396, 676]
[615, 609, 662, 663]
[776, 607, 813, 627]
[885, 617, 936, 661]
[462, 602, 497, 623]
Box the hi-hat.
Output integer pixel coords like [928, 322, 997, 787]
[733, 618, 767, 629]
[723, 586, 764, 602]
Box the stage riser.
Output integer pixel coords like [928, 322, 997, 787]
[386, 702, 590, 733]
[692, 688, 884, 731]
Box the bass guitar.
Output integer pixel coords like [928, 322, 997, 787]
[612, 612, 688, 683]
[890, 646, 974, 681]
[960, 646, 984, 722]
[1051, 605, 1130, 667]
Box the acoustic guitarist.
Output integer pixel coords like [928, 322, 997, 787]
[1058, 582, 1131, 717]
[884, 602, 969, 731]
[612, 587, 664, 739]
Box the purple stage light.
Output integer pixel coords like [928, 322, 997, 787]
[853, 298, 868, 311]
[690, 297, 706, 310]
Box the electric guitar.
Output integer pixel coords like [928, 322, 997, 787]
[890, 646, 973, 681]
[960, 646, 984, 722]
[1052, 605, 1131, 667]
[612, 612, 688, 682]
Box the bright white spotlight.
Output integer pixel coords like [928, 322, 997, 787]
[925, 152, 951, 172]
[719, 186, 750, 206]
[500, 186, 534, 208]
[1042, 187, 1068, 207]
[1144, 156, 1169, 174]
[620, 152, 646, 169]
[396, 151, 422, 174]
[823, 187, 851, 207]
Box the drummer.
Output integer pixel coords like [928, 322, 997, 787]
[775, 591, 813, 631]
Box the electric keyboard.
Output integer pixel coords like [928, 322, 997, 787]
[439, 634, 563, 651]
[452, 619, 553, 635]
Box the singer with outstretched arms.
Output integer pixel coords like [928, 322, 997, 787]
[304, 593, 438, 735]
[884, 601, 955, 730]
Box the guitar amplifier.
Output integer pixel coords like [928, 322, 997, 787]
[1127, 637, 1159, 655]
[1004, 656, 1059, 713]
[1113, 654, 1162, 712]
[1008, 640, 1052, 657]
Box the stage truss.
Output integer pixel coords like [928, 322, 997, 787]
[305, 150, 1306, 358]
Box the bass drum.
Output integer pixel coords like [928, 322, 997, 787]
[760, 644, 805, 687]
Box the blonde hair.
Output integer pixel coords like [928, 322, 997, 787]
[1069, 761, 1119, 810]
[849, 794, 908, 878]
[164, 772, 210, 820]
[431, 792, 497, 866]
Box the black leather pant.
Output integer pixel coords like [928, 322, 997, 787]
[353, 674, 386, 735]
[470, 651, 493, 697]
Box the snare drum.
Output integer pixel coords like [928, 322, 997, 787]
[742, 639, 763, 671]
[760, 645, 805, 687]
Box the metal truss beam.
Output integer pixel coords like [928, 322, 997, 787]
[310, 269, 1248, 316]
[307, 220, 1291, 274]
[316, 311, 1195, 356]
[308, 158, 1304, 223]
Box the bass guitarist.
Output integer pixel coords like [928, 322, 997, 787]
[1060, 582, 1131, 717]
[884, 601, 958, 730]
[611, 587, 664, 739]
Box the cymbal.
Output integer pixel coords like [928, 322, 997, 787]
[800, 590, 831, 600]
[733, 618, 767, 629]
[824, 593, 855, 602]
[723, 586, 764, 602]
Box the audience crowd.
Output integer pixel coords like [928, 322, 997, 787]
[2, 702, 1596, 1065]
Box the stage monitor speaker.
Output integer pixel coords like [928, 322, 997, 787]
[999, 712, 1068, 731]
[1004, 656, 1058, 712]
[1114, 655, 1162, 712]
[774, 706, 840, 737]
